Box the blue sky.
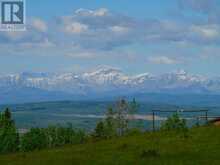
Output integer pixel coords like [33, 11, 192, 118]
[0, 0, 220, 77]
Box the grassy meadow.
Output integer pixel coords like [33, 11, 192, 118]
[1, 126, 220, 165]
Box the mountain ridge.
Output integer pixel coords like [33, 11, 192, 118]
[1, 66, 220, 104]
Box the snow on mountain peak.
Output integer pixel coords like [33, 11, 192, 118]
[1, 67, 220, 95]
[82, 66, 126, 85]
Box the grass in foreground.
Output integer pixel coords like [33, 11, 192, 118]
[1, 126, 220, 165]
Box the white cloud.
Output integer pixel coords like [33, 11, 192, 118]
[75, 8, 109, 17]
[54, 8, 220, 51]
[31, 18, 48, 32]
[1, 7, 220, 60]
[64, 22, 88, 34]
[191, 24, 220, 40]
[93, 8, 109, 16]
[110, 26, 130, 33]
[75, 8, 93, 16]
[147, 56, 180, 64]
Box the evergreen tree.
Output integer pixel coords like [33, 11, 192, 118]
[0, 108, 19, 153]
[4, 108, 11, 121]
[94, 121, 105, 138]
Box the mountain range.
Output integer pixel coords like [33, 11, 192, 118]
[1, 66, 220, 105]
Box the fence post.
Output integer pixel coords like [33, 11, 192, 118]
[205, 111, 208, 124]
[153, 111, 155, 131]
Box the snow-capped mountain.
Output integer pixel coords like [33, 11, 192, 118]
[0, 66, 220, 104]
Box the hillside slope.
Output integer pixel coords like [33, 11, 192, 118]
[1, 126, 220, 165]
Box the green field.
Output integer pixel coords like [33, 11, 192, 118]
[1, 126, 220, 165]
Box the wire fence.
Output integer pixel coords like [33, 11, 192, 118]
[151, 109, 209, 131]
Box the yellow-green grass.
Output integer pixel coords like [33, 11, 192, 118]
[1, 126, 220, 165]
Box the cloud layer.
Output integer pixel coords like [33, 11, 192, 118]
[0, 2, 220, 67]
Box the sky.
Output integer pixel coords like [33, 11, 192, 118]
[0, 0, 220, 77]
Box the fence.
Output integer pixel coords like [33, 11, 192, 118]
[151, 109, 209, 131]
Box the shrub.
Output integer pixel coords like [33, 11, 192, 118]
[55, 124, 86, 145]
[21, 128, 47, 152]
[161, 113, 187, 131]
[21, 124, 86, 152]
[126, 128, 142, 136]
[161, 113, 189, 137]
[94, 121, 106, 139]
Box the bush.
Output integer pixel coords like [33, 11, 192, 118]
[161, 113, 187, 131]
[94, 121, 106, 139]
[126, 128, 142, 136]
[52, 125, 85, 145]
[21, 128, 47, 152]
[161, 113, 189, 137]
[21, 124, 86, 152]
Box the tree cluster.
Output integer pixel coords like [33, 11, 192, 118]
[94, 98, 140, 138]
[0, 108, 86, 153]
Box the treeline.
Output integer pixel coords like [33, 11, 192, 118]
[0, 99, 189, 154]
[0, 108, 85, 153]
